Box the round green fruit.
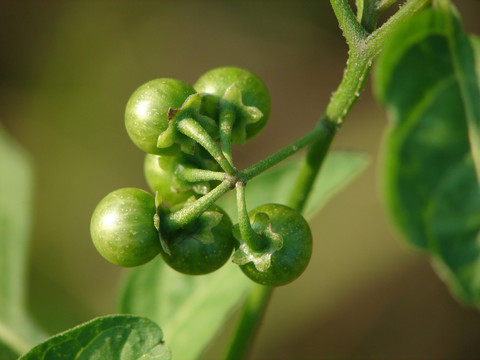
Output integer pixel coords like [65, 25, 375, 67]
[90, 188, 160, 267]
[160, 205, 235, 275]
[125, 78, 196, 154]
[194, 67, 271, 143]
[238, 204, 312, 286]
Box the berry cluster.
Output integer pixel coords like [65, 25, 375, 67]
[90, 67, 312, 286]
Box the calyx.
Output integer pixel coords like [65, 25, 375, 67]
[232, 212, 283, 272]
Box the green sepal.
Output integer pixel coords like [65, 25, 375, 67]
[197, 210, 223, 230]
[157, 94, 219, 154]
[192, 231, 214, 244]
[187, 210, 224, 245]
[221, 84, 263, 144]
[157, 117, 196, 155]
[232, 212, 283, 272]
[154, 192, 172, 256]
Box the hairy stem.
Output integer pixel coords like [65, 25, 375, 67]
[240, 125, 330, 181]
[175, 166, 226, 182]
[162, 180, 233, 231]
[177, 118, 237, 175]
[223, 1, 431, 358]
[365, 0, 431, 56]
[235, 181, 266, 252]
[330, 0, 368, 46]
[287, 116, 338, 212]
[220, 106, 235, 166]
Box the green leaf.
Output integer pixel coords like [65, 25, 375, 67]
[375, 10, 480, 304]
[472, 36, 480, 83]
[0, 126, 45, 356]
[468, 35, 480, 178]
[118, 257, 251, 360]
[19, 315, 169, 359]
[217, 150, 369, 220]
[426, 155, 480, 303]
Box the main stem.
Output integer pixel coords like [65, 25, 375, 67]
[223, 1, 430, 359]
[222, 55, 370, 359]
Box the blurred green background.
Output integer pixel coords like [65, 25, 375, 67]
[2, 1, 480, 359]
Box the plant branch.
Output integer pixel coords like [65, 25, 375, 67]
[330, 0, 369, 46]
[240, 125, 332, 181]
[176, 118, 237, 175]
[223, 1, 431, 358]
[175, 166, 226, 182]
[325, 52, 372, 126]
[235, 181, 266, 252]
[223, 284, 272, 360]
[357, 0, 380, 33]
[365, 0, 431, 57]
[220, 106, 235, 166]
[287, 116, 337, 212]
[294, 0, 430, 211]
[162, 180, 233, 231]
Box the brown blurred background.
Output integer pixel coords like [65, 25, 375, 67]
[1, 1, 480, 359]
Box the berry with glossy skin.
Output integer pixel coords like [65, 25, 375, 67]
[235, 204, 312, 286]
[125, 78, 196, 154]
[159, 205, 235, 275]
[90, 188, 161, 267]
[194, 67, 271, 143]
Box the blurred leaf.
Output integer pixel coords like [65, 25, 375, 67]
[427, 156, 480, 303]
[303, 151, 369, 218]
[0, 342, 19, 360]
[469, 35, 480, 176]
[118, 258, 251, 360]
[0, 126, 45, 356]
[218, 150, 369, 220]
[473, 36, 480, 81]
[19, 315, 169, 359]
[375, 10, 480, 304]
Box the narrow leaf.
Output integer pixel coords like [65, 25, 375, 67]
[19, 315, 169, 360]
[118, 258, 251, 360]
[0, 126, 45, 355]
[375, 10, 480, 304]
